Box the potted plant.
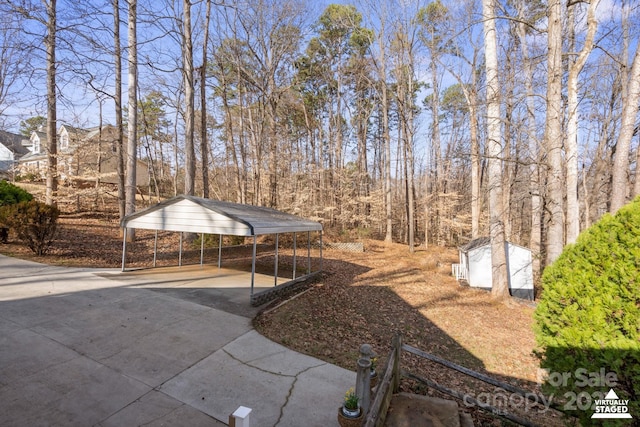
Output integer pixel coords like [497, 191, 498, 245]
[338, 387, 363, 426]
[342, 387, 360, 417]
[369, 357, 378, 388]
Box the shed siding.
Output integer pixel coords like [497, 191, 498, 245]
[505, 244, 533, 292]
[467, 245, 492, 288]
[460, 240, 534, 300]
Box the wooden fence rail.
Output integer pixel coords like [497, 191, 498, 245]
[360, 334, 570, 427]
[362, 335, 402, 427]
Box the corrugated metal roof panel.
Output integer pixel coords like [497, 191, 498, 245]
[121, 195, 322, 236]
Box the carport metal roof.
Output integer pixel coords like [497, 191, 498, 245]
[120, 195, 323, 303]
[120, 194, 323, 236]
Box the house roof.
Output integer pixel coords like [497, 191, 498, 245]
[32, 130, 47, 141]
[121, 195, 323, 236]
[0, 130, 29, 157]
[60, 124, 90, 139]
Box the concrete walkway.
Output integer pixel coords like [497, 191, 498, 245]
[0, 255, 354, 426]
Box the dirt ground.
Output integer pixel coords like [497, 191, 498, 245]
[0, 210, 570, 426]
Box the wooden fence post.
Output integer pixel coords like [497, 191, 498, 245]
[356, 344, 373, 415]
[392, 334, 402, 393]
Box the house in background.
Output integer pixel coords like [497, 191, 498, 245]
[452, 237, 534, 300]
[18, 130, 51, 178]
[17, 124, 149, 187]
[0, 130, 30, 178]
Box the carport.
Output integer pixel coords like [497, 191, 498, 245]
[120, 195, 323, 304]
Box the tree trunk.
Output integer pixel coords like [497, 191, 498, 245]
[566, 0, 599, 243]
[380, 53, 392, 243]
[611, 41, 640, 213]
[469, 80, 480, 239]
[236, 76, 247, 204]
[45, 0, 57, 206]
[544, 0, 565, 265]
[182, 0, 195, 196]
[94, 105, 103, 209]
[405, 113, 415, 253]
[200, 0, 211, 198]
[517, 16, 541, 279]
[502, 52, 514, 241]
[482, 0, 509, 298]
[125, 0, 138, 241]
[113, 0, 126, 222]
[429, 57, 443, 245]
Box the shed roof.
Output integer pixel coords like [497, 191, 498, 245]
[459, 236, 531, 253]
[459, 237, 491, 252]
[121, 195, 322, 236]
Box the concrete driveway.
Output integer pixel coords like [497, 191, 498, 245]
[0, 255, 355, 426]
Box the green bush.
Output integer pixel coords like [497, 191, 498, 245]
[1, 200, 60, 255]
[534, 197, 640, 425]
[0, 180, 34, 243]
[0, 180, 33, 206]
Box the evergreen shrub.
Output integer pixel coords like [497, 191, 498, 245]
[0, 180, 33, 206]
[2, 200, 60, 255]
[0, 180, 34, 243]
[533, 197, 640, 425]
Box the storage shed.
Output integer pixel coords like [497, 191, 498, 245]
[120, 195, 323, 304]
[452, 237, 534, 300]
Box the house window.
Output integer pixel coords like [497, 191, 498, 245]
[60, 133, 69, 149]
[33, 136, 40, 154]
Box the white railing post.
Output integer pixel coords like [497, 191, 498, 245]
[229, 406, 252, 427]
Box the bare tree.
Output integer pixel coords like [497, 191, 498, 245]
[220, 0, 304, 207]
[391, 25, 418, 251]
[363, 0, 393, 243]
[482, 0, 509, 297]
[182, 0, 195, 196]
[611, 39, 640, 213]
[544, 0, 565, 265]
[514, 0, 544, 278]
[125, 0, 138, 238]
[417, 0, 448, 246]
[0, 12, 31, 127]
[566, 0, 599, 243]
[442, 0, 482, 239]
[200, 0, 211, 199]
[45, 0, 57, 205]
[114, 0, 126, 221]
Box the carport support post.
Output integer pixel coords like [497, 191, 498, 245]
[274, 233, 279, 287]
[319, 231, 323, 271]
[179, 232, 183, 267]
[121, 228, 127, 271]
[307, 231, 311, 275]
[218, 234, 223, 268]
[153, 230, 158, 267]
[200, 233, 205, 266]
[292, 233, 297, 280]
[250, 235, 257, 297]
